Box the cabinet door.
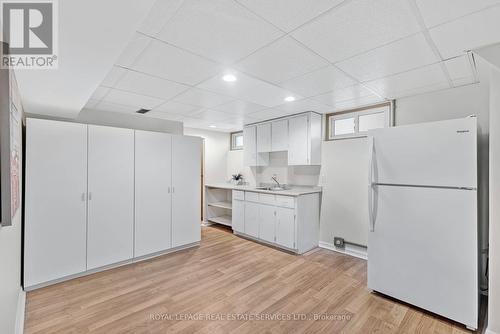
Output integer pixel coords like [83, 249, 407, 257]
[243, 126, 256, 166]
[172, 136, 202, 247]
[257, 123, 271, 153]
[288, 115, 309, 165]
[259, 204, 276, 243]
[232, 199, 245, 233]
[244, 201, 259, 238]
[87, 125, 135, 269]
[135, 130, 172, 257]
[272, 119, 288, 152]
[276, 207, 296, 249]
[25, 119, 88, 287]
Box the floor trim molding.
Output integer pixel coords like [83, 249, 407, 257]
[319, 241, 368, 260]
[486, 328, 500, 334]
[15, 289, 26, 334]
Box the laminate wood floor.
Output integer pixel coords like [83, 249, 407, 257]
[25, 226, 482, 334]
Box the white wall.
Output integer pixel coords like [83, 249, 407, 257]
[183, 128, 229, 184]
[226, 150, 320, 187]
[487, 67, 500, 334]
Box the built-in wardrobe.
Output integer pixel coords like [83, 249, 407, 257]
[24, 118, 202, 289]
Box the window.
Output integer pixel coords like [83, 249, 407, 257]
[231, 131, 243, 150]
[326, 102, 392, 140]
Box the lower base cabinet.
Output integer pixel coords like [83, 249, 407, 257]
[232, 190, 320, 254]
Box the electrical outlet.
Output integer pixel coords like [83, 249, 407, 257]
[334, 237, 345, 248]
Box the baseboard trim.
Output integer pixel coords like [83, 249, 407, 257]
[319, 241, 368, 260]
[15, 289, 26, 334]
[25, 242, 200, 291]
[486, 328, 500, 334]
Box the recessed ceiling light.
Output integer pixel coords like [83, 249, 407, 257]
[209, 125, 217, 128]
[222, 74, 237, 82]
[284, 96, 296, 102]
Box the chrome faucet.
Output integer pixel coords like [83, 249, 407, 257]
[271, 175, 280, 188]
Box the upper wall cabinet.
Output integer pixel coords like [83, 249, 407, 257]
[244, 112, 321, 166]
[244, 125, 269, 167]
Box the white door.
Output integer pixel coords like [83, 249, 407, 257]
[135, 130, 172, 257]
[276, 207, 295, 249]
[288, 115, 309, 165]
[259, 204, 275, 243]
[243, 126, 256, 166]
[257, 123, 271, 153]
[368, 185, 478, 329]
[172, 136, 202, 247]
[370, 117, 477, 188]
[272, 119, 288, 152]
[25, 119, 87, 287]
[232, 199, 245, 233]
[87, 125, 135, 269]
[244, 201, 259, 238]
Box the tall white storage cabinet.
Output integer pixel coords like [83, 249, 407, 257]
[87, 125, 135, 269]
[25, 119, 88, 287]
[172, 135, 202, 247]
[135, 131, 172, 257]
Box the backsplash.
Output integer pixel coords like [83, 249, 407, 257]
[227, 150, 320, 187]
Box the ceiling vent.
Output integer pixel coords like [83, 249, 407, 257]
[136, 108, 151, 114]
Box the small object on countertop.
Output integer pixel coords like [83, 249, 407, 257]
[230, 173, 244, 185]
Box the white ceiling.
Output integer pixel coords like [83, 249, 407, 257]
[83, 0, 500, 132]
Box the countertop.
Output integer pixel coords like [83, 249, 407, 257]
[205, 182, 322, 196]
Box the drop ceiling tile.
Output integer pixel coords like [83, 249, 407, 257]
[275, 98, 333, 114]
[145, 111, 185, 121]
[84, 99, 100, 109]
[101, 66, 127, 87]
[173, 88, 234, 108]
[91, 86, 110, 100]
[102, 89, 165, 109]
[115, 70, 189, 99]
[311, 84, 377, 106]
[152, 100, 200, 115]
[235, 0, 345, 32]
[198, 71, 303, 107]
[279, 65, 356, 97]
[212, 100, 267, 115]
[191, 109, 236, 122]
[444, 56, 473, 80]
[336, 33, 439, 82]
[329, 95, 386, 111]
[364, 63, 449, 98]
[156, 0, 284, 64]
[95, 101, 139, 114]
[115, 33, 151, 67]
[416, 0, 500, 27]
[235, 37, 329, 83]
[182, 117, 238, 131]
[131, 40, 223, 85]
[292, 0, 420, 63]
[138, 0, 185, 35]
[430, 6, 500, 59]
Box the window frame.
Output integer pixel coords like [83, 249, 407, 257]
[230, 131, 244, 150]
[325, 101, 394, 141]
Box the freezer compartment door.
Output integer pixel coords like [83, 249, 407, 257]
[368, 185, 478, 329]
[370, 117, 477, 188]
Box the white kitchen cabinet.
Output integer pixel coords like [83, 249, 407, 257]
[271, 119, 288, 152]
[276, 207, 295, 249]
[232, 199, 245, 233]
[257, 123, 271, 152]
[288, 115, 309, 165]
[25, 119, 88, 287]
[135, 130, 172, 257]
[244, 201, 260, 238]
[87, 125, 135, 270]
[243, 125, 269, 166]
[259, 204, 276, 243]
[172, 135, 202, 247]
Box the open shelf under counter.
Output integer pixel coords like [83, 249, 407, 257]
[207, 215, 232, 227]
[207, 201, 232, 210]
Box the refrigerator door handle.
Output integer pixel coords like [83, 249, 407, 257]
[368, 136, 375, 232]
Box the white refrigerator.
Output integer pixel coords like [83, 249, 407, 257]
[367, 117, 478, 330]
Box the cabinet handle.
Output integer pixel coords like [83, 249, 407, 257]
[168, 187, 171, 193]
[88, 192, 92, 200]
[81, 193, 86, 202]
[172, 187, 175, 193]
